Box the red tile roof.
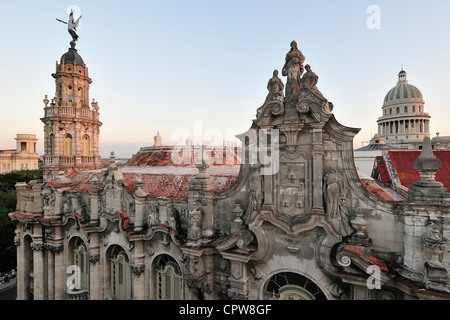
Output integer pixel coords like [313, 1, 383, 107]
[66, 166, 240, 200]
[388, 150, 450, 191]
[125, 146, 240, 167]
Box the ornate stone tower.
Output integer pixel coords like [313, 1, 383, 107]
[41, 40, 102, 178]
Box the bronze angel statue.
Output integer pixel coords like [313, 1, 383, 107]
[57, 9, 82, 42]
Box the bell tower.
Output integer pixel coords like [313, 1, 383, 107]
[41, 38, 102, 179]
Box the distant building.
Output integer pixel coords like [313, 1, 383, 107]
[377, 70, 430, 150]
[432, 132, 450, 150]
[0, 134, 39, 173]
[354, 133, 399, 176]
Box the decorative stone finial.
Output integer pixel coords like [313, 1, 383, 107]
[407, 136, 450, 205]
[43, 95, 49, 107]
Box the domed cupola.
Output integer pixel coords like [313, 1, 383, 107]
[60, 41, 85, 67]
[377, 69, 431, 150]
[383, 70, 424, 107]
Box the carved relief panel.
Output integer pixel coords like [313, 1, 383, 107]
[274, 155, 311, 223]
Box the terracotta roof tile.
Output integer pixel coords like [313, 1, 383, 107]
[66, 166, 240, 200]
[388, 150, 450, 191]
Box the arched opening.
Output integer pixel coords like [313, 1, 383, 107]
[263, 272, 326, 300]
[70, 237, 89, 291]
[108, 245, 131, 300]
[155, 255, 183, 300]
[82, 135, 90, 156]
[64, 134, 73, 156]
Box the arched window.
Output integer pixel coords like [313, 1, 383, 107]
[67, 85, 74, 106]
[110, 246, 131, 300]
[396, 107, 400, 114]
[404, 106, 408, 113]
[82, 135, 90, 156]
[263, 272, 326, 300]
[73, 238, 89, 291]
[64, 134, 73, 156]
[156, 255, 183, 300]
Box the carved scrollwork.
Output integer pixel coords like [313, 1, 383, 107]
[337, 254, 351, 267]
[30, 242, 45, 251]
[89, 253, 100, 264]
[131, 264, 145, 276]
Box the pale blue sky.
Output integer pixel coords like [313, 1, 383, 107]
[1, 0, 450, 158]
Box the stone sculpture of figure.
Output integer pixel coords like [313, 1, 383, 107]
[257, 70, 285, 118]
[188, 204, 202, 241]
[282, 40, 305, 98]
[63, 198, 71, 213]
[337, 194, 353, 236]
[249, 166, 262, 211]
[265, 70, 284, 103]
[323, 168, 343, 218]
[300, 64, 327, 101]
[323, 169, 353, 236]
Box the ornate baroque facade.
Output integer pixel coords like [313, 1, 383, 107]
[9, 38, 450, 300]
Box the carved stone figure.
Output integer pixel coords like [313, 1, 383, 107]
[188, 204, 202, 241]
[323, 169, 353, 236]
[265, 70, 284, 103]
[257, 70, 285, 118]
[337, 195, 353, 237]
[245, 166, 262, 224]
[282, 40, 305, 98]
[300, 64, 327, 102]
[323, 169, 342, 218]
[63, 197, 71, 213]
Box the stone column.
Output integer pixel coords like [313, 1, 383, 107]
[88, 233, 101, 300]
[132, 240, 145, 300]
[310, 123, 325, 212]
[47, 248, 55, 300]
[54, 249, 65, 300]
[31, 242, 46, 300]
[134, 174, 148, 232]
[15, 229, 25, 300]
[403, 215, 427, 274]
[54, 190, 64, 216]
[89, 177, 100, 224]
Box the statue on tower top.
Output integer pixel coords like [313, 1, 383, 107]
[57, 9, 82, 42]
[282, 40, 305, 98]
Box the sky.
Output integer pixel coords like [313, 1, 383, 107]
[1, 0, 450, 158]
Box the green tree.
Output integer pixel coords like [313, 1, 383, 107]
[0, 169, 43, 272]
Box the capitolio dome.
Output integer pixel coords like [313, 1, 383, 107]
[383, 70, 424, 107]
[377, 69, 430, 150]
